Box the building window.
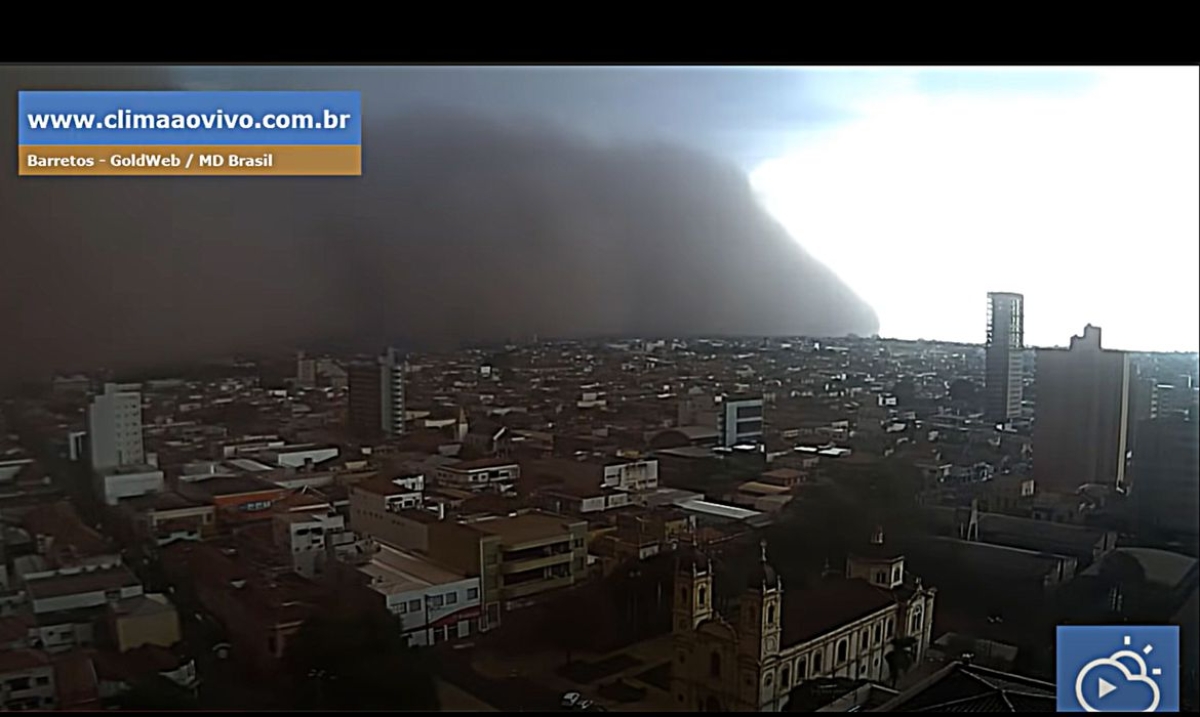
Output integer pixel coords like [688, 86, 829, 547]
[886, 618, 895, 637]
[836, 639, 848, 664]
[698, 587, 707, 607]
[409, 599, 422, 612]
[397, 602, 408, 614]
[765, 672, 773, 687]
[8, 676, 31, 691]
[767, 604, 776, 625]
[796, 657, 807, 680]
[35, 676, 50, 686]
[446, 592, 458, 605]
[861, 629, 869, 652]
[911, 608, 923, 633]
[873, 623, 881, 644]
[710, 652, 721, 678]
[780, 666, 790, 688]
[812, 651, 823, 674]
[874, 570, 886, 584]
[468, 588, 479, 600]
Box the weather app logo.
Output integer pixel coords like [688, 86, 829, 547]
[1057, 625, 1179, 712]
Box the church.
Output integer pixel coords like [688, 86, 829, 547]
[669, 529, 936, 711]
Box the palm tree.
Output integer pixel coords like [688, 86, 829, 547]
[884, 636, 918, 688]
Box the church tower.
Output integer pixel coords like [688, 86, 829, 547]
[673, 548, 714, 633]
[738, 539, 783, 662]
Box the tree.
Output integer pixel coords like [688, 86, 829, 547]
[884, 636, 918, 687]
[283, 611, 439, 711]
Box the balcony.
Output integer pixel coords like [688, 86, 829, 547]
[500, 551, 572, 574]
[500, 574, 574, 600]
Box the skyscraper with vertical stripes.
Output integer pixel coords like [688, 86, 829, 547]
[985, 292, 1025, 422]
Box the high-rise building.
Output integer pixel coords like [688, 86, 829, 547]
[296, 350, 316, 388]
[718, 395, 764, 448]
[347, 348, 405, 441]
[87, 383, 145, 471]
[1033, 325, 1131, 494]
[1132, 414, 1199, 544]
[985, 292, 1025, 422]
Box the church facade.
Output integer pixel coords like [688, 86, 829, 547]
[670, 532, 936, 711]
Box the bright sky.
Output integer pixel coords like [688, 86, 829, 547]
[751, 67, 1200, 352]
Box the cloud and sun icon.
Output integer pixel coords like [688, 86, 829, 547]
[1073, 635, 1163, 712]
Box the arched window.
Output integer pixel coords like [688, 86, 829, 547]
[698, 586, 707, 607]
[911, 606, 923, 633]
[781, 665, 790, 688]
[861, 629, 869, 652]
[796, 656, 807, 680]
[812, 650, 823, 674]
[886, 617, 895, 637]
[710, 651, 721, 678]
[767, 604, 776, 625]
[836, 639, 848, 664]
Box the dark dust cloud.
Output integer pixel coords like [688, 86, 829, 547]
[0, 66, 878, 382]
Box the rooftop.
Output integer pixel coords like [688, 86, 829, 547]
[25, 566, 141, 601]
[872, 660, 1055, 712]
[360, 544, 468, 595]
[180, 474, 280, 498]
[781, 577, 896, 647]
[464, 512, 581, 545]
[446, 457, 520, 471]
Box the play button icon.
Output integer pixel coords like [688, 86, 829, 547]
[1098, 678, 1117, 699]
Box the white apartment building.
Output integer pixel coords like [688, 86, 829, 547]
[272, 510, 350, 579]
[87, 383, 144, 471]
[359, 544, 483, 647]
[602, 459, 659, 491]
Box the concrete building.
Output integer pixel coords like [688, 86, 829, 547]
[358, 544, 482, 646]
[985, 292, 1024, 422]
[349, 476, 439, 553]
[427, 512, 588, 628]
[272, 509, 351, 579]
[24, 565, 144, 615]
[95, 465, 164, 506]
[87, 383, 144, 471]
[295, 351, 316, 388]
[0, 650, 56, 710]
[670, 537, 936, 712]
[1033, 325, 1131, 493]
[434, 458, 519, 492]
[347, 348, 405, 441]
[718, 395, 765, 448]
[1132, 415, 1199, 544]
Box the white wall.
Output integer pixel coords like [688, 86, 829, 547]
[385, 576, 482, 647]
[99, 469, 164, 506]
[88, 384, 144, 470]
[31, 582, 143, 615]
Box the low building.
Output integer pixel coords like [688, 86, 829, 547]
[177, 475, 287, 529]
[107, 593, 181, 653]
[434, 458, 520, 492]
[271, 509, 350, 578]
[358, 544, 482, 646]
[25, 566, 143, 616]
[0, 649, 56, 710]
[95, 465, 164, 506]
[534, 484, 631, 515]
